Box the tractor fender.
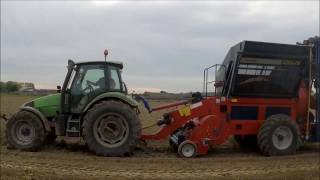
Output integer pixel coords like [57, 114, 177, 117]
[82, 92, 139, 116]
[20, 106, 52, 132]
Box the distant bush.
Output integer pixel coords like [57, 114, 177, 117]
[0, 81, 22, 92]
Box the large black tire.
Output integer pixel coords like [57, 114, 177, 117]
[234, 135, 258, 150]
[5, 110, 46, 151]
[82, 100, 141, 156]
[258, 114, 300, 156]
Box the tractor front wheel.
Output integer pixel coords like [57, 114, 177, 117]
[5, 111, 46, 151]
[258, 114, 300, 156]
[82, 100, 141, 156]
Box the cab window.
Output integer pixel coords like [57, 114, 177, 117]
[81, 68, 105, 90]
[71, 65, 106, 95]
[70, 64, 106, 113]
[108, 66, 121, 91]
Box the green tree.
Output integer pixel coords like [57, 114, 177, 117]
[6, 81, 21, 92]
[0, 81, 6, 92]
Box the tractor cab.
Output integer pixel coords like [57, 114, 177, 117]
[61, 60, 126, 114]
[53, 59, 135, 137]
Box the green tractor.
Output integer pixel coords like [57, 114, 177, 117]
[6, 55, 141, 156]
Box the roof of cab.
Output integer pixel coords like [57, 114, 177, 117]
[75, 61, 123, 69]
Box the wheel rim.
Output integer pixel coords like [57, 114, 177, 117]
[12, 121, 35, 145]
[272, 126, 293, 150]
[181, 143, 196, 158]
[93, 113, 129, 148]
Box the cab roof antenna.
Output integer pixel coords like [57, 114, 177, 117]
[104, 49, 108, 62]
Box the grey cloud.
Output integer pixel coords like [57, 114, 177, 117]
[1, 1, 318, 92]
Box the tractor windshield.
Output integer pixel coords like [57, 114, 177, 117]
[68, 64, 123, 113]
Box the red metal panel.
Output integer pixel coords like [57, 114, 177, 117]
[230, 121, 262, 135]
[141, 83, 309, 156]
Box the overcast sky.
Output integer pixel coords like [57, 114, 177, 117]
[1, 1, 319, 93]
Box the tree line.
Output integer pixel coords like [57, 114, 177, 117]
[0, 81, 34, 92]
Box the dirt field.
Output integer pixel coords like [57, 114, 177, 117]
[1, 94, 320, 180]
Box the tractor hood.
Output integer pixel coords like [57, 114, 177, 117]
[23, 93, 61, 118]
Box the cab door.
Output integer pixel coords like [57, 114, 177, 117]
[69, 64, 107, 114]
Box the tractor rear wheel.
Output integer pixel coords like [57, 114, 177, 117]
[5, 110, 46, 151]
[258, 114, 300, 156]
[82, 100, 141, 156]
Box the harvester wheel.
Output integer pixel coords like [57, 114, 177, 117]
[178, 140, 197, 158]
[258, 114, 300, 156]
[82, 100, 141, 156]
[5, 110, 46, 151]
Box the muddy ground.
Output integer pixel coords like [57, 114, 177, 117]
[1, 142, 320, 180]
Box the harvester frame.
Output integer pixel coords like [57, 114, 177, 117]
[140, 39, 320, 157]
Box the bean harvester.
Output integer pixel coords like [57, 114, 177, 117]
[139, 38, 320, 157]
[4, 37, 320, 158]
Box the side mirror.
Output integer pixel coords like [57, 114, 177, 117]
[67, 59, 75, 69]
[57, 85, 61, 93]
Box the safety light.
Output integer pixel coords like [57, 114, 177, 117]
[104, 49, 108, 62]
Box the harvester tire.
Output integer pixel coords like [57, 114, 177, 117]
[82, 100, 141, 156]
[258, 114, 300, 156]
[5, 110, 46, 151]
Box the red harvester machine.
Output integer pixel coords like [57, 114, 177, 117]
[138, 38, 320, 157]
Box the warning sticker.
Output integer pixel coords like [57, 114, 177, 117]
[178, 106, 191, 117]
